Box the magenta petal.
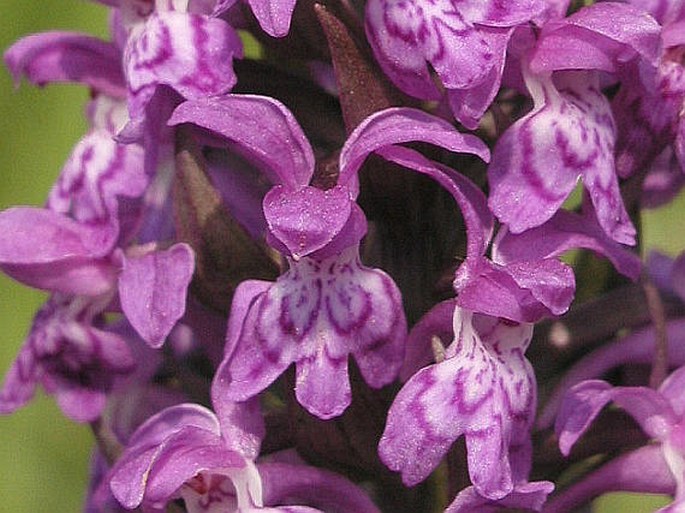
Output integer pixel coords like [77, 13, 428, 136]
[339, 108, 490, 196]
[544, 444, 675, 512]
[447, 28, 513, 130]
[246, 0, 297, 37]
[213, 397, 264, 460]
[379, 363, 461, 486]
[220, 248, 406, 419]
[455, 257, 574, 323]
[659, 366, 685, 417]
[0, 207, 116, 295]
[223, 280, 273, 360]
[530, 2, 662, 73]
[264, 185, 352, 260]
[4, 31, 125, 97]
[459, 0, 545, 27]
[217, 289, 295, 402]
[401, 299, 456, 381]
[127, 403, 221, 448]
[555, 380, 676, 456]
[364, 0, 442, 100]
[55, 387, 107, 423]
[144, 429, 244, 506]
[260, 462, 381, 513]
[169, 94, 315, 188]
[296, 352, 351, 420]
[118, 243, 195, 348]
[110, 404, 221, 508]
[0, 207, 113, 261]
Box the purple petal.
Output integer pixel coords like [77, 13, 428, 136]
[144, 429, 245, 506]
[125, 11, 242, 119]
[55, 386, 108, 423]
[555, 380, 677, 456]
[169, 94, 315, 188]
[445, 481, 554, 513]
[118, 243, 195, 348]
[260, 462, 381, 513]
[673, 251, 685, 303]
[364, 0, 442, 100]
[340, 107, 490, 197]
[455, 257, 574, 323]
[530, 2, 662, 73]
[217, 285, 296, 402]
[4, 32, 125, 97]
[246, 0, 297, 37]
[47, 128, 147, 233]
[493, 207, 642, 281]
[213, 397, 265, 460]
[263, 185, 352, 260]
[0, 207, 117, 295]
[659, 366, 685, 418]
[488, 71, 635, 245]
[111, 404, 221, 508]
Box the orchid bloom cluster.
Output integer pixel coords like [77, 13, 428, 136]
[4, 0, 685, 512]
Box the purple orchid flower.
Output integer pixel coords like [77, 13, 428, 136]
[379, 306, 552, 504]
[612, 0, 685, 178]
[109, 400, 380, 513]
[488, 2, 662, 245]
[0, 99, 195, 348]
[374, 140, 628, 505]
[168, 95, 490, 419]
[552, 365, 685, 512]
[0, 294, 137, 423]
[364, 0, 546, 129]
[3, 38, 197, 348]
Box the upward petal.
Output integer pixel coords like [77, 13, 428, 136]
[169, 94, 315, 188]
[529, 2, 662, 74]
[340, 108, 490, 197]
[555, 380, 677, 456]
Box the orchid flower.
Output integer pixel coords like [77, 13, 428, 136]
[109, 400, 381, 513]
[169, 95, 490, 419]
[552, 365, 685, 512]
[487, 2, 662, 245]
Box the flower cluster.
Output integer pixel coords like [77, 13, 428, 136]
[2, 0, 685, 512]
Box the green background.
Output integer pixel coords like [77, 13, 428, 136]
[0, 2, 682, 512]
